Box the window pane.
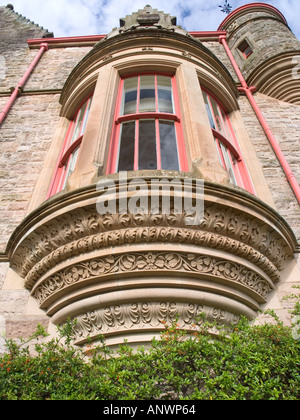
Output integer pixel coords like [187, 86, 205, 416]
[238, 40, 252, 58]
[139, 75, 156, 112]
[157, 76, 173, 113]
[159, 121, 179, 170]
[205, 92, 231, 140]
[62, 147, 80, 190]
[220, 143, 237, 185]
[139, 120, 157, 169]
[221, 109, 232, 141]
[210, 97, 224, 134]
[244, 46, 252, 57]
[122, 77, 138, 115]
[80, 98, 92, 136]
[118, 121, 135, 171]
[71, 106, 86, 144]
[214, 138, 223, 167]
[203, 91, 216, 130]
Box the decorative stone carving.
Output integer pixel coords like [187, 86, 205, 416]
[248, 52, 300, 105]
[32, 251, 272, 307]
[72, 301, 240, 345]
[118, 5, 177, 33]
[11, 203, 290, 284]
[7, 176, 296, 345]
[22, 225, 282, 289]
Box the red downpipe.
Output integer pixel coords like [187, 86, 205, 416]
[0, 42, 48, 126]
[219, 35, 300, 204]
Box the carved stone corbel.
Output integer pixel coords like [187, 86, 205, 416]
[7, 175, 296, 346]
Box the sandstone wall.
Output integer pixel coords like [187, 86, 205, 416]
[0, 7, 95, 344]
[238, 93, 300, 241]
[0, 95, 61, 251]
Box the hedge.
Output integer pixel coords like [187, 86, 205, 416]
[0, 306, 299, 400]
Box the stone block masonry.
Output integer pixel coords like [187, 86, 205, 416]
[25, 47, 93, 92]
[238, 93, 300, 242]
[0, 262, 49, 352]
[0, 5, 50, 91]
[0, 6, 95, 344]
[0, 94, 61, 252]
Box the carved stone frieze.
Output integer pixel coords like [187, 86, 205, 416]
[24, 225, 281, 289]
[11, 200, 291, 284]
[72, 301, 240, 344]
[32, 250, 273, 307]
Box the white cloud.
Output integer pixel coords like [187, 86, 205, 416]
[7, 0, 300, 39]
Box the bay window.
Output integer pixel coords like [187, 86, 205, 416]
[107, 74, 188, 173]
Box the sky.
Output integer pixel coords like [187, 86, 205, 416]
[4, 0, 300, 39]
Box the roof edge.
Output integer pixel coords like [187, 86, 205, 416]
[3, 4, 54, 37]
[218, 2, 288, 31]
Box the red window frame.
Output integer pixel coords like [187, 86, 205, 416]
[107, 73, 188, 174]
[238, 40, 253, 59]
[202, 88, 255, 194]
[46, 95, 93, 199]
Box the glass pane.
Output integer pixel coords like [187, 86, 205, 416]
[122, 77, 138, 115]
[159, 121, 179, 170]
[210, 96, 224, 134]
[244, 46, 252, 57]
[139, 75, 156, 112]
[157, 76, 173, 113]
[62, 147, 80, 189]
[80, 98, 92, 136]
[221, 109, 232, 141]
[118, 121, 135, 171]
[204, 91, 234, 145]
[220, 143, 237, 185]
[203, 91, 216, 130]
[138, 120, 157, 169]
[239, 40, 252, 57]
[214, 138, 223, 167]
[71, 106, 86, 144]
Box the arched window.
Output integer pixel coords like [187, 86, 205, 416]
[107, 74, 188, 173]
[47, 95, 93, 198]
[202, 88, 255, 193]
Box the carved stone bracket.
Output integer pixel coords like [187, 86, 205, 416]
[7, 176, 296, 345]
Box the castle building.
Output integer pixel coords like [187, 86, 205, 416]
[0, 3, 299, 349]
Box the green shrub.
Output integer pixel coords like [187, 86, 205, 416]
[0, 310, 299, 400]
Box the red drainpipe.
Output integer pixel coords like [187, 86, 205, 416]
[0, 42, 48, 126]
[219, 35, 300, 204]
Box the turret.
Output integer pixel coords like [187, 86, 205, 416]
[219, 3, 300, 104]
